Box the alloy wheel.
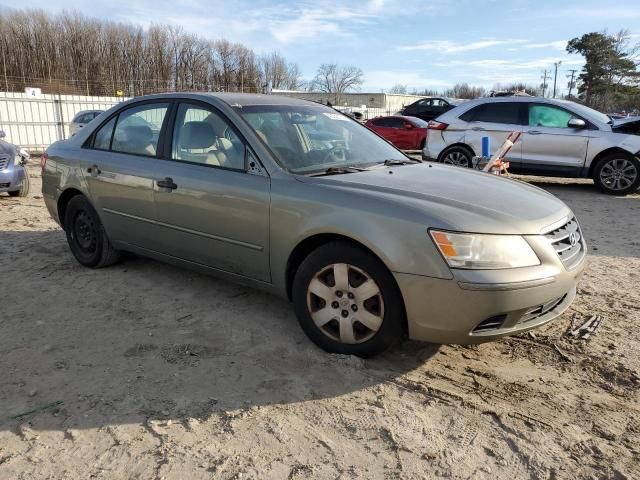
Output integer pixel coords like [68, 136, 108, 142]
[443, 150, 470, 167]
[599, 158, 638, 192]
[306, 263, 384, 344]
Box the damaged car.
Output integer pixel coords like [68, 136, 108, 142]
[423, 97, 640, 195]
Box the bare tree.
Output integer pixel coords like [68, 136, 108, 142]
[310, 63, 364, 104]
[389, 84, 407, 94]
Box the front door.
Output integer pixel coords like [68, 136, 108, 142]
[79, 101, 170, 247]
[520, 103, 590, 174]
[152, 101, 271, 282]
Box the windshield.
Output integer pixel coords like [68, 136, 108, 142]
[237, 104, 407, 173]
[565, 102, 612, 125]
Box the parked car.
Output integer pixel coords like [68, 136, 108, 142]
[0, 130, 30, 197]
[43, 93, 585, 357]
[399, 97, 460, 121]
[423, 96, 640, 195]
[365, 115, 428, 150]
[69, 110, 104, 136]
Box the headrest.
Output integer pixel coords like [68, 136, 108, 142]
[181, 121, 216, 149]
[125, 125, 153, 144]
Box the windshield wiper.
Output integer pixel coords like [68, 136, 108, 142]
[308, 166, 369, 176]
[382, 158, 419, 166]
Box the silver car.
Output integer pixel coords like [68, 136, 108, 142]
[42, 93, 586, 357]
[423, 96, 640, 195]
[69, 110, 104, 136]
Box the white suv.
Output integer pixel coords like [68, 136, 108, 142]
[423, 96, 640, 195]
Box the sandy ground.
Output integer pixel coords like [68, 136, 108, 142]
[0, 164, 639, 479]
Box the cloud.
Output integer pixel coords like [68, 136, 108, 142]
[398, 39, 527, 53]
[523, 41, 567, 50]
[362, 70, 453, 90]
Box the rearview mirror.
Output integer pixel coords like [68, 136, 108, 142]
[568, 118, 586, 129]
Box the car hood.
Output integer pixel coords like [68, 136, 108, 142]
[611, 117, 640, 135]
[298, 163, 572, 235]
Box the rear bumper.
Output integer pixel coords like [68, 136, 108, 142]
[0, 165, 25, 193]
[395, 254, 586, 344]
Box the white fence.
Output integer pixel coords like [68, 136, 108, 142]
[0, 92, 129, 152]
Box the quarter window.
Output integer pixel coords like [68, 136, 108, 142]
[111, 103, 168, 157]
[529, 105, 573, 128]
[92, 117, 116, 150]
[172, 104, 245, 170]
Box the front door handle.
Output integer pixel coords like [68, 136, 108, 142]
[527, 130, 542, 135]
[156, 177, 178, 190]
[471, 126, 485, 131]
[87, 164, 101, 176]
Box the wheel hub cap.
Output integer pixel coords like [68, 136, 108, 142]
[307, 263, 384, 345]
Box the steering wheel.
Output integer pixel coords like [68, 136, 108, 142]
[321, 142, 347, 163]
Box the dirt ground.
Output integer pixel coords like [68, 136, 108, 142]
[1, 164, 639, 479]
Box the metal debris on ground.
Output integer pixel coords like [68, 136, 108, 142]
[567, 313, 603, 339]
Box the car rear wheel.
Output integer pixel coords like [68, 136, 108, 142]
[64, 195, 121, 268]
[593, 153, 640, 195]
[440, 146, 473, 168]
[292, 241, 404, 357]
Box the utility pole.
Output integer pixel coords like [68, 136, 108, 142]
[552, 61, 562, 98]
[541, 69, 551, 97]
[566, 69, 578, 98]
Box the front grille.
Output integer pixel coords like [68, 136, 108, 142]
[544, 217, 585, 270]
[0, 154, 9, 170]
[518, 293, 568, 325]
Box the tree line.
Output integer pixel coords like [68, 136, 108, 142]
[0, 9, 303, 96]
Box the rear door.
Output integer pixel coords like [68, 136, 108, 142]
[152, 101, 271, 282]
[460, 102, 525, 167]
[520, 103, 590, 174]
[80, 101, 170, 247]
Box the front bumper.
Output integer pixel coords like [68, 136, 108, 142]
[395, 235, 586, 344]
[0, 165, 26, 193]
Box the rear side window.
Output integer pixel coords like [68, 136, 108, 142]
[93, 117, 116, 150]
[373, 118, 393, 127]
[111, 103, 169, 157]
[459, 103, 523, 124]
[529, 104, 573, 128]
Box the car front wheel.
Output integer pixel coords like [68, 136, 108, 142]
[64, 195, 121, 268]
[593, 153, 640, 195]
[292, 241, 404, 357]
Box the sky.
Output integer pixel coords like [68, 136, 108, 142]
[10, 0, 640, 94]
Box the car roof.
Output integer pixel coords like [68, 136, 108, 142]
[126, 92, 321, 108]
[460, 96, 577, 107]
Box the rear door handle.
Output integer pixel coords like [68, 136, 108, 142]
[87, 164, 101, 176]
[156, 177, 178, 190]
[527, 130, 542, 135]
[471, 126, 485, 131]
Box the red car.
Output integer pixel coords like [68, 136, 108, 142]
[365, 115, 428, 150]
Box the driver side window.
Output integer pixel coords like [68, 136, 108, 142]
[172, 104, 245, 170]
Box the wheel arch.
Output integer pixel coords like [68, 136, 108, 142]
[57, 187, 86, 230]
[437, 142, 476, 162]
[588, 147, 637, 177]
[285, 233, 396, 302]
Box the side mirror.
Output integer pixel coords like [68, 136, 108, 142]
[568, 118, 586, 129]
[0, 130, 5, 139]
[404, 123, 414, 130]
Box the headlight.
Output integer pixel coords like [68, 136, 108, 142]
[430, 230, 540, 269]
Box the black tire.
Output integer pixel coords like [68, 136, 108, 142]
[64, 195, 121, 268]
[8, 166, 29, 197]
[592, 152, 640, 196]
[439, 145, 473, 168]
[292, 241, 405, 357]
